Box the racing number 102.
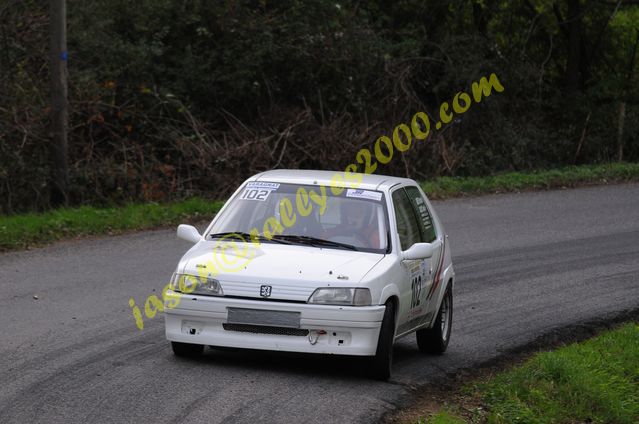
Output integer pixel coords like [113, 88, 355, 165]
[411, 275, 422, 308]
[240, 188, 270, 201]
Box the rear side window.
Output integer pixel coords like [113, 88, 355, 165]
[405, 186, 437, 242]
[392, 189, 422, 250]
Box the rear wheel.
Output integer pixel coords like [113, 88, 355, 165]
[368, 300, 395, 380]
[416, 285, 452, 354]
[171, 341, 204, 357]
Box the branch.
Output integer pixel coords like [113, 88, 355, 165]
[552, 2, 569, 38]
[590, 0, 623, 55]
[595, 0, 639, 5]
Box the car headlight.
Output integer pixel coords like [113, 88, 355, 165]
[169, 273, 224, 296]
[308, 288, 371, 306]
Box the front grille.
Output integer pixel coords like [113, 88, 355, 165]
[223, 323, 309, 337]
[222, 295, 307, 304]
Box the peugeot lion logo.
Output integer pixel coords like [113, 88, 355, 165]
[260, 285, 272, 298]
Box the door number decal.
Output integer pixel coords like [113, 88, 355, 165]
[410, 275, 422, 308]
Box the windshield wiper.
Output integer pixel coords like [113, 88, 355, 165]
[207, 232, 292, 245]
[272, 235, 357, 251]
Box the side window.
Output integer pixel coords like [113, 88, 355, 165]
[405, 186, 437, 242]
[392, 188, 422, 250]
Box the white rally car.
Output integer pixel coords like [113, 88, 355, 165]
[165, 170, 454, 379]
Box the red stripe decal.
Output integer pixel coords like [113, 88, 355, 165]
[426, 238, 446, 301]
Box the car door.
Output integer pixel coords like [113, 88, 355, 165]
[391, 187, 432, 335]
[403, 186, 443, 324]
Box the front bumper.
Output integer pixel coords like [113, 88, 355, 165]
[164, 291, 386, 356]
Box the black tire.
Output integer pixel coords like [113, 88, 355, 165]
[368, 300, 396, 380]
[416, 284, 452, 354]
[171, 341, 204, 357]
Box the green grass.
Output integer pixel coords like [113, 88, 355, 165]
[415, 323, 639, 424]
[0, 197, 224, 251]
[416, 411, 467, 424]
[1, 162, 638, 252]
[421, 162, 639, 199]
[481, 322, 639, 424]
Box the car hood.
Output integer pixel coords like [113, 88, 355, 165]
[178, 241, 384, 301]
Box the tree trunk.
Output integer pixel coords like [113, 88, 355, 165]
[616, 101, 625, 162]
[564, 0, 581, 98]
[472, 0, 489, 34]
[49, 0, 69, 206]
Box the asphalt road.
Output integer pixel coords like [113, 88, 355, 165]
[1, 183, 638, 423]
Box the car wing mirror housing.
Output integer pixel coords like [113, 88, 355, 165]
[403, 242, 437, 260]
[177, 224, 201, 244]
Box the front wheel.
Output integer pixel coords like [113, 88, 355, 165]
[171, 341, 204, 357]
[416, 285, 452, 354]
[368, 300, 395, 380]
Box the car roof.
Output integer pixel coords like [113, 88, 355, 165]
[249, 169, 415, 192]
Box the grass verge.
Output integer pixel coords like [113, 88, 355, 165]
[413, 322, 639, 423]
[0, 197, 224, 251]
[1, 162, 638, 252]
[421, 162, 639, 199]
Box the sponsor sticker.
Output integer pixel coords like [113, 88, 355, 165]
[246, 182, 280, 190]
[346, 189, 382, 201]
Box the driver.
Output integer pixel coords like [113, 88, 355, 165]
[325, 199, 380, 249]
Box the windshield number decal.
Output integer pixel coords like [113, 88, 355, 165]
[240, 188, 271, 201]
[241, 182, 279, 201]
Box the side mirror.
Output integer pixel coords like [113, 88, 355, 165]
[177, 224, 201, 244]
[402, 242, 436, 260]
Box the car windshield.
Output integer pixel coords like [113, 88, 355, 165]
[207, 182, 390, 253]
